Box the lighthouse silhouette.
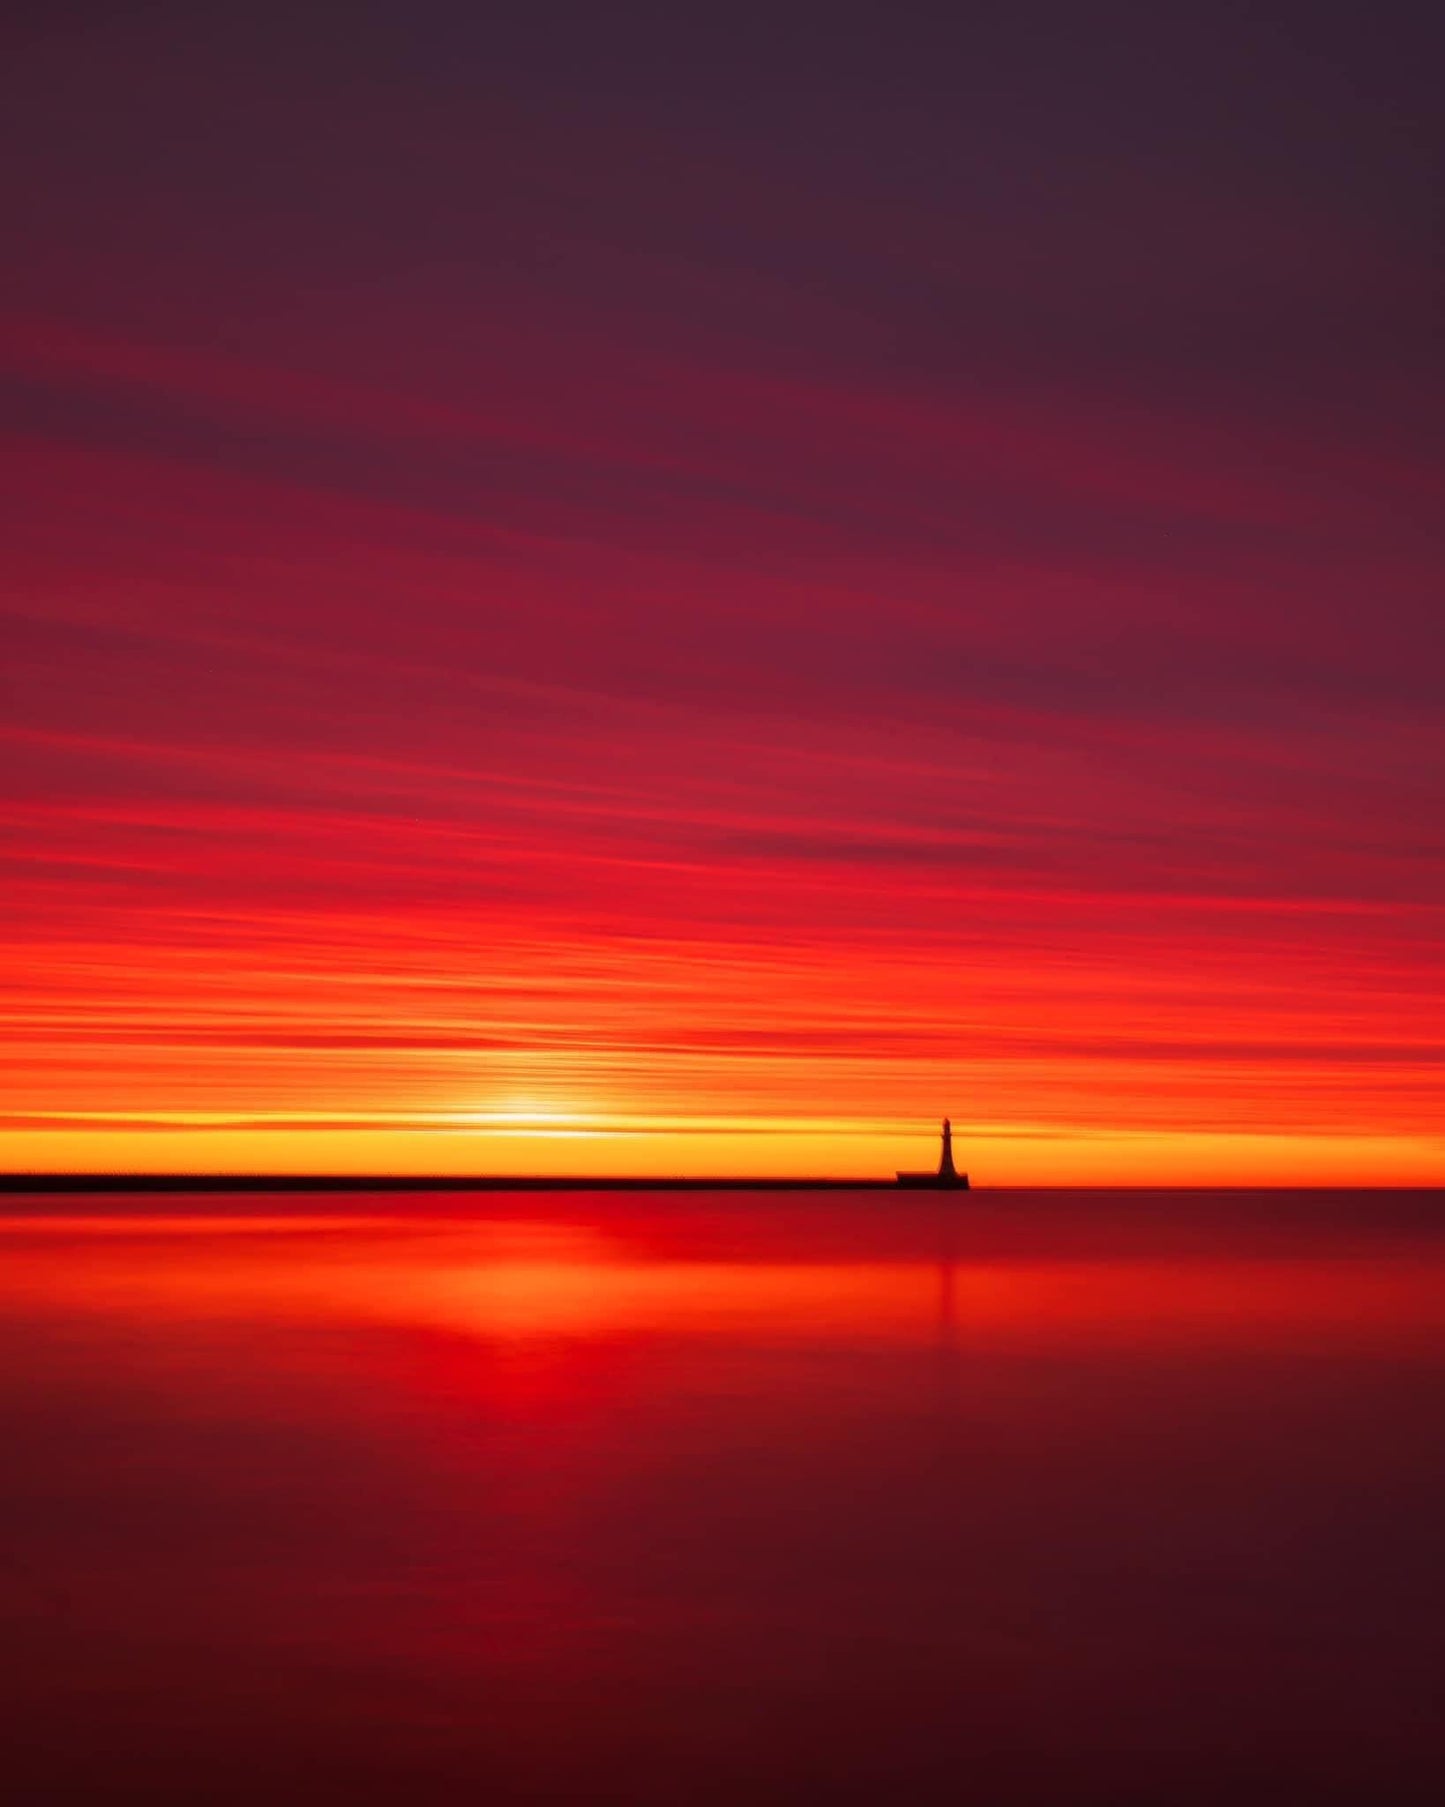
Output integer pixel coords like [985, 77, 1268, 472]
[938, 1117, 958, 1181]
[897, 1119, 970, 1189]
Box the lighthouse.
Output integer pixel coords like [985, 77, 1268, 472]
[938, 1117, 957, 1181]
[896, 1118, 970, 1189]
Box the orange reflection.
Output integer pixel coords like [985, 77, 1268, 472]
[0, 1215, 1440, 1354]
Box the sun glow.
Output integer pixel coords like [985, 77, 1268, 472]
[453, 1100, 603, 1137]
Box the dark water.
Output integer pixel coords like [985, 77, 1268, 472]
[1, 1189, 1442, 1805]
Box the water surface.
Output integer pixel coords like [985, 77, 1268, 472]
[1, 1189, 1441, 1803]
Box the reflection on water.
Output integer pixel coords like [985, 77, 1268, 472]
[1, 1190, 1442, 1804]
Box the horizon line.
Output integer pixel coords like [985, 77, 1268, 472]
[2, 1174, 1439, 1195]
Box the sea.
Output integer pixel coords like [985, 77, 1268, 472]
[1, 1187, 1441, 1804]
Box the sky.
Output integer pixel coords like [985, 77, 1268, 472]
[2, 0, 1442, 1182]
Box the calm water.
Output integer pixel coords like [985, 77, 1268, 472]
[1, 1189, 1442, 1804]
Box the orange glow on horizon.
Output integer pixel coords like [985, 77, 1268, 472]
[5, 905, 1441, 1182]
[5, 1119, 1443, 1187]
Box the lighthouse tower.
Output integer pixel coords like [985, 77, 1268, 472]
[938, 1117, 957, 1181]
[896, 1118, 970, 1188]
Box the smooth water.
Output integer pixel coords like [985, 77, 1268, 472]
[1, 1189, 1441, 1804]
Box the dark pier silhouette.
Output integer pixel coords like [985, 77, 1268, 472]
[1, 1122, 974, 1195]
[0, 1174, 901, 1195]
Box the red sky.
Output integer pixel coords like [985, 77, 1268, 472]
[3, 3, 1442, 1181]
